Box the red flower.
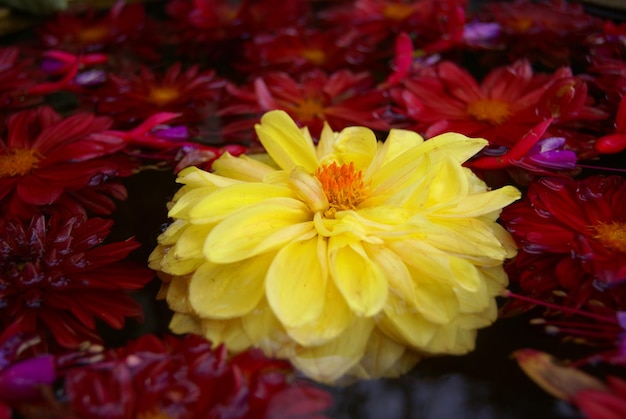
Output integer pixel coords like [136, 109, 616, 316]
[390, 59, 607, 157]
[0, 214, 153, 350]
[0, 106, 137, 218]
[92, 62, 226, 128]
[64, 334, 332, 419]
[220, 69, 390, 141]
[500, 175, 626, 312]
[236, 27, 372, 76]
[0, 47, 43, 114]
[478, 0, 601, 68]
[39, 2, 149, 54]
[320, 0, 467, 60]
[573, 376, 626, 419]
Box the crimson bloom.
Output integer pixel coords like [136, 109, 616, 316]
[0, 106, 137, 218]
[0, 214, 154, 350]
[220, 69, 390, 141]
[500, 175, 626, 313]
[0, 47, 43, 114]
[390, 59, 607, 156]
[92, 62, 226, 128]
[39, 1, 149, 54]
[477, 0, 602, 68]
[64, 333, 332, 419]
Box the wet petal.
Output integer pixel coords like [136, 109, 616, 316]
[189, 255, 271, 318]
[266, 237, 327, 328]
[254, 110, 318, 172]
[204, 198, 312, 263]
[329, 237, 388, 317]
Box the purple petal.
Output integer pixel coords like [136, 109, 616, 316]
[0, 355, 55, 400]
[74, 69, 107, 87]
[152, 125, 189, 141]
[527, 149, 577, 170]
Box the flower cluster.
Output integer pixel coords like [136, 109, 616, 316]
[0, 0, 625, 417]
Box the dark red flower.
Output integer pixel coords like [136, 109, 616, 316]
[573, 376, 626, 419]
[0, 106, 138, 218]
[64, 333, 332, 419]
[0, 214, 154, 349]
[390, 59, 607, 158]
[39, 2, 149, 54]
[0, 47, 43, 114]
[500, 175, 626, 313]
[477, 0, 602, 68]
[220, 69, 390, 141]
[92, 62, 226, 128]
[236, 27, 372, 76]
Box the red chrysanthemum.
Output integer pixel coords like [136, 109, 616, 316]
[38, 2, 149, 54]
[92, 62, 226, 128]
[236, 26, 372, 76]
[219, 69, 390, 141]
[477, 0, 602, 68]
[0, 106, 138, 218]
[320, 0, 467, 61]
[500, 175, 626, 313]
[64, 333, 332, 419]
[390, 59, 607, 157]
[0, 214, 154, 350]
[0, 47, 43, 115]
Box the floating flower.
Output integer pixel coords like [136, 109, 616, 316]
[63, 333, 332, 419]
[0, 106, 137, 218]
[150, 110, 520, 383]
[92, 62, 226, 128]
[219, 69, 390, 141]
[0, 214, 154, 349]
[390, 59, 607, 157]
[500, 175, 626, 313]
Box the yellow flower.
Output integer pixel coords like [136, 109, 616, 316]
[149, 110, 520, 384]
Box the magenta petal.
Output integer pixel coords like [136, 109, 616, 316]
[0, 355, 55, 400]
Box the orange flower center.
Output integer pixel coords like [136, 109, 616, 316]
[509, 17, 534, 33]
[0, 148, 41, 177]
[78, 26, 109, 44]
[149, 86, 180, 106]
[383, 3, 416, 20]
[294, 98, 324, 121]
[466, 98, 511, 125]
[315, 162, 369, 217]
[593, 221, 626, 253]
[301, 48, 326, 66]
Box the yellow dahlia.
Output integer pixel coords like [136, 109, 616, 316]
[149, 110, 520, 384]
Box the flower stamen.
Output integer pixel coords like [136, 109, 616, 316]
[0, 148, 42, 177]
[315, 161, 369, 217]
[593, 221, 626, 253]
[149, 86, 180, 106]
[466, 98, 511, 125]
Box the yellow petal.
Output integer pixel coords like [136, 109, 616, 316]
[435, 185, 521, 218]
[254, 110, 318, 172]
[164, 275, 192, 313]
[172, 223, 213, 259]
[212, 152, 277, 181]
[188, 183, 295, 223]
[204, 198, 312, 263]
[332, 126, 378, 171]
[349, 328, 420, 380]
[316, 121, 336, 161]
[291, 318, 374, 384]
[425, 154, 469, 208]
[366, 128, 424, 178]
[329, 237, 388, 317]
[364, 244, 417, 307]
[200, 318, 254, 353]
[189, 255, 270, 319]
[266, 237, 327, 328]
[177, 165, 243, 189]
[241, 299, 294, 358]
[421, 133, 488, 164]
[379, 296, 438, 349]
[288, 167, 329, 213]
[410, 271, 458, 324]
[284, 278, 355, 346]
[169, 312, 202, 335]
